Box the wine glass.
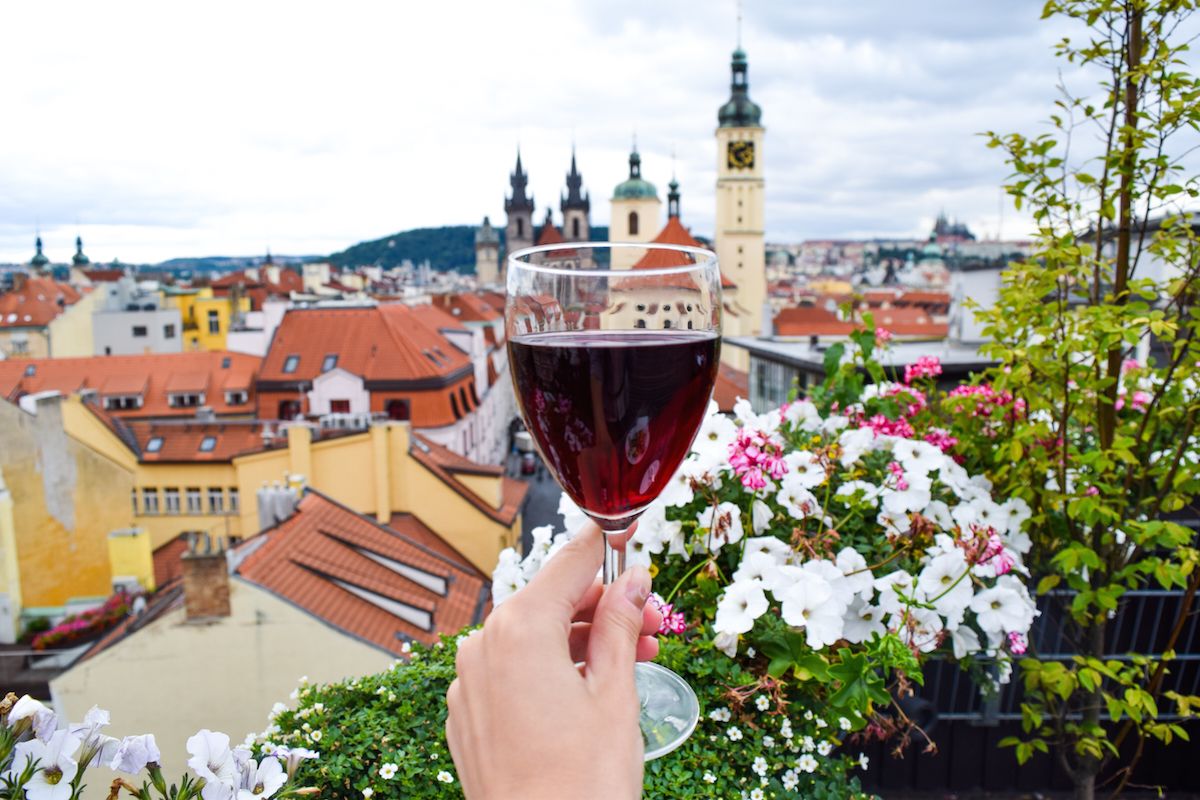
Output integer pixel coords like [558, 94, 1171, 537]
[506, 241, 721, 760]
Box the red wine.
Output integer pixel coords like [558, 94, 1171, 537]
[509, 330, 720, 525]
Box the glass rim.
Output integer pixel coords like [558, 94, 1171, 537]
[506, 242, 718, 279]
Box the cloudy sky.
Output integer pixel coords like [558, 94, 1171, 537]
[1, 1, 1091, 264]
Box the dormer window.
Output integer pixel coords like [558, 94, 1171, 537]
[321, 354, 338, 372]
[282, 355, 300, 374]
[145, 437, 163, 453]
[23, 364, 34, 377]
[168, 392, 204, 408]
[105, 395, 143, 411]
[224, 390, 248, 405]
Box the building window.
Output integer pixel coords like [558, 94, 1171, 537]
[23, 364, 35, 377]
[663, 319, 672, 329]
[330, 399, 350, 414]
[11, 340, 29, 355]
[321, 354, 338, 372]
[207, 309, 220, 335]
[635, 319, 646, 329]
[572, 218, 580, 238]
[221, 357, 231, 368]
[228, 487, 239, 512]
[186, 488, 202, 513]
[450, 393, 461, 420]
[459, 386, 471, 412]
[386, 399, 410, 421]
[516, 218, 524, 237]
[628, 211, 639, 236]
[198, 436, 217, 452]
[105, 395, 142, 410]
[142, 488, 159, 515]
[278, 400, 302, 419]
[282, 355, 300, 374]
[208, 487, 225, 514]
[132, 326, 148, 338]
[224, 390, 248, 405]
[164, 488, 181, 515]
[145, 436, 163, 453]
[130, 489, 138, 515]
[168, 393, 204, 408]
[164, 324, 176, 339]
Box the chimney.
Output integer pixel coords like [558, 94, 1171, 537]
[181, 538, 231, 620]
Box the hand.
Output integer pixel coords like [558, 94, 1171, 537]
[446, 524, 661, 799]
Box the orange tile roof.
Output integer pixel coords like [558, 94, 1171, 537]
[478, 292, 506, 313]
[81, 269, 125, 283]
[259, 305, 472, 385]
[713, 363, 748, 412]
[410, 433, 526, 526]
[432, 293, 502, 324]
[774, 306, 859, 337]
[235, 489, 490, 652]
[536, 221, 565, 246]
[120, 418, 282, 462]
[0, 276, 82, 329]
[153, 536, 189, 587]
[0, 351, 262, 418]
[631, 217, 736, 289]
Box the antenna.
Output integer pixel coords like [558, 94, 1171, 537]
[671, 146, 677, 180]
[737, 0, 743, 48]
[632, 130, 637, 153]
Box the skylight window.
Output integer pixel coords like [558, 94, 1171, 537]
[331, 578, 433, 631]
[321, 354, 338, 372]
[199, 436, 217, 452]
[23, 364, 35, 377]
[221, 357, 231, 369]
[282, 355, 300, 374]
[145, 437, 164, 453]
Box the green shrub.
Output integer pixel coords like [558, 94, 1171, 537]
[261, 633, 872, 799]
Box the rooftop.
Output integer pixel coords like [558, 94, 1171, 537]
[0, 276, 83, 329]
[235, 489, 491, 653]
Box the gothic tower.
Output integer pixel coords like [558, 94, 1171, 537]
[714, 46, 765, 345]
[475, 216, 501, 286]
[504, 150, 535, 258]
[560, 149, 591, 244]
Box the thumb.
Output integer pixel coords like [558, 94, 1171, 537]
[585, 566, 652, 691]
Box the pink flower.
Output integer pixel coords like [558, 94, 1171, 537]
[1122, 358, 1141, 374]
[923, 428, 959, 453]
[903, 356, 943, 385]
[861, 414, 915, 439]
[875, 328, 893, 345]
[648, 594, 688, 636]
[886, 461, 909, 491]
[728, 429, 789, 491]
[1131, 391, 1151, 412]
[1085, 486, 1100, 497]
[1008, 631, 1027, 655]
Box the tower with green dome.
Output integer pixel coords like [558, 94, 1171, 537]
[609, 142, 662, 269]
[29, 236, 51, 274]
[714, 39, 766, 362]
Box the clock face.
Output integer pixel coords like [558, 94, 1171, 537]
[727, 140, 755, 170]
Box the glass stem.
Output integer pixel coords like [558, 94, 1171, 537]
[602, 530, 627, 586]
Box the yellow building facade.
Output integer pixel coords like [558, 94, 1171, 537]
[0, 395, 134, 639]
[164, 288, 250, 352]
[60, 399, 522, 574]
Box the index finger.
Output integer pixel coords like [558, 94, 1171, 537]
[517, 522, 603, 622]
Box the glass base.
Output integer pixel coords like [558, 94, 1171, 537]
[636, 661, 699, 760]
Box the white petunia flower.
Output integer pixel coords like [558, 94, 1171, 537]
[780, 572, 845, 649]
[714, 581, 769, 635]
[837, 427, 875, 465]
[110, 734, 161, 774]
[892, 438, 944, 476]
[558, 493, 589, 534]
[784, 398, 822, 431]
[188, 730, 239, 788]
[783, 451, 827, 488]
[835, 480, 881, 508]
[882, 485, 933, 515]
[696, 502, 744, 550]
[949, 624, 982, 659]
[436, 771, 454, 783]
[712, 630, 738, 658]
[969, 585, 1035, 635]
[835, 547, 874, 599]
[732, 551, 780, 585]
[743, 535, 794, 564]
[238, 757, 286, 800]
[798, 753, 818, 773]
[842, 597, 886, 644]
[917, 550, 974, 628]
[874, 570, 919, 616]
[750, 499, 774, 535]
[11, 730, 81, 800]
[892, 606, 945, 653]
[776, 476, 820, 520]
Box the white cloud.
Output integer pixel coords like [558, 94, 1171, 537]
[0, 0, 1098, 263]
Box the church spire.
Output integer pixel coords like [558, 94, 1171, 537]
[718, 43, 762, 128]
[30, 235, 50, 270]
[72, 235, 90, 267]
[561, 146, 589, 213]
[667, 178, 681, 219]
[505, 147, 534, 214]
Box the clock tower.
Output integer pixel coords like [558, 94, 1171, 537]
[714, 46, 765, 345]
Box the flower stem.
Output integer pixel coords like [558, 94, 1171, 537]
[664, 557, 717, 605]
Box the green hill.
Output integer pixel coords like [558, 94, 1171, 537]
[329, 225, 610, 274]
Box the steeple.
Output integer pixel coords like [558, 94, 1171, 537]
[72, 235, 90, 267]
[561, 148, 589, 213]
[667, 178, 681, 219]
[30, 236, 50, 270]
[718, 46, 762, 128]
[505, 148, 534, 214]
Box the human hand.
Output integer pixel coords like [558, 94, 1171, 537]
[446, 523, 662, 799]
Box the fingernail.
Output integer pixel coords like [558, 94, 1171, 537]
[624, 566, 651, 609]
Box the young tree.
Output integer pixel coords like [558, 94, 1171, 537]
[976, 1, 1200, 797]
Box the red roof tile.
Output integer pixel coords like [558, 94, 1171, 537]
[0, 351, 262, 419]
[123, 419, 282, 462]
[0, 276, 82, 329]
[432, 293, 502, 324]
[235, 490, 490, 652]
[774, 306, 859, 337]
[153, 536, 189, 587]
[81, 269, 125, 283]
[259, 305, 472, 385]
[713, 363, 748, 412]
[536, 221, 565, 246]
